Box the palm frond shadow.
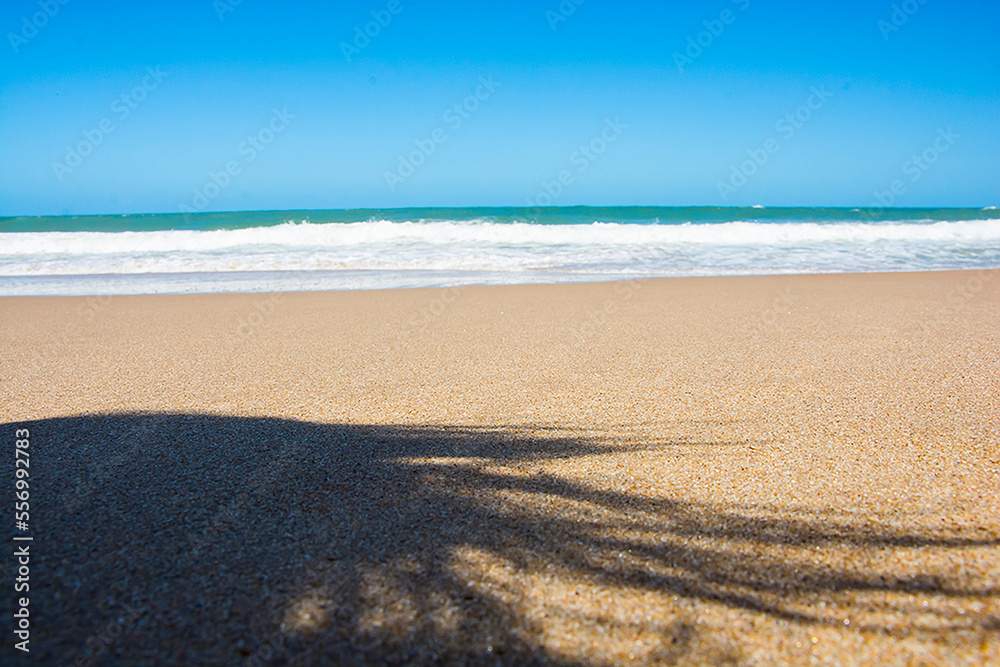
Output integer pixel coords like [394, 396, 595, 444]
[6, 413, 997, 665]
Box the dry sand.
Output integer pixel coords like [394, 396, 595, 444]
[2, 270, 998, 665]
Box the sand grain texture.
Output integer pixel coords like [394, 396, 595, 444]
[2, 271, 998, 665]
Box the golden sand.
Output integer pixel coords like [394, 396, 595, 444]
[2, 271, 998, 665]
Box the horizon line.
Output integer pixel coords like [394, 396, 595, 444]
[3, 203, 998, 220]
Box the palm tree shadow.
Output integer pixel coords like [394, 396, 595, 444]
[4, 413, 997, 665]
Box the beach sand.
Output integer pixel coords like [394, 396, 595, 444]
[2, 270, 998, 665]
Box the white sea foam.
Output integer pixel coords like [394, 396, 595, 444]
[2, 218, 999, 294]
[4, 218, 1000, 258]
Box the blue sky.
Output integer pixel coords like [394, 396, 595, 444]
[1, 0, 997, 215]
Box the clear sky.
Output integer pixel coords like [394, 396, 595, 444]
[1, 0, 997, 215]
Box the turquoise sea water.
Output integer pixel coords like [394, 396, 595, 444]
[1, 206, 998, 295]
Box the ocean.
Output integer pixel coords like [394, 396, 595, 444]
[1, 206, 998, 296]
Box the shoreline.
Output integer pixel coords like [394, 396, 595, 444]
[2, 265, 1000, 299]
[2, 269, 998, 664]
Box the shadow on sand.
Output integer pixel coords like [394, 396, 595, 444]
[3, 414, 997, 665]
